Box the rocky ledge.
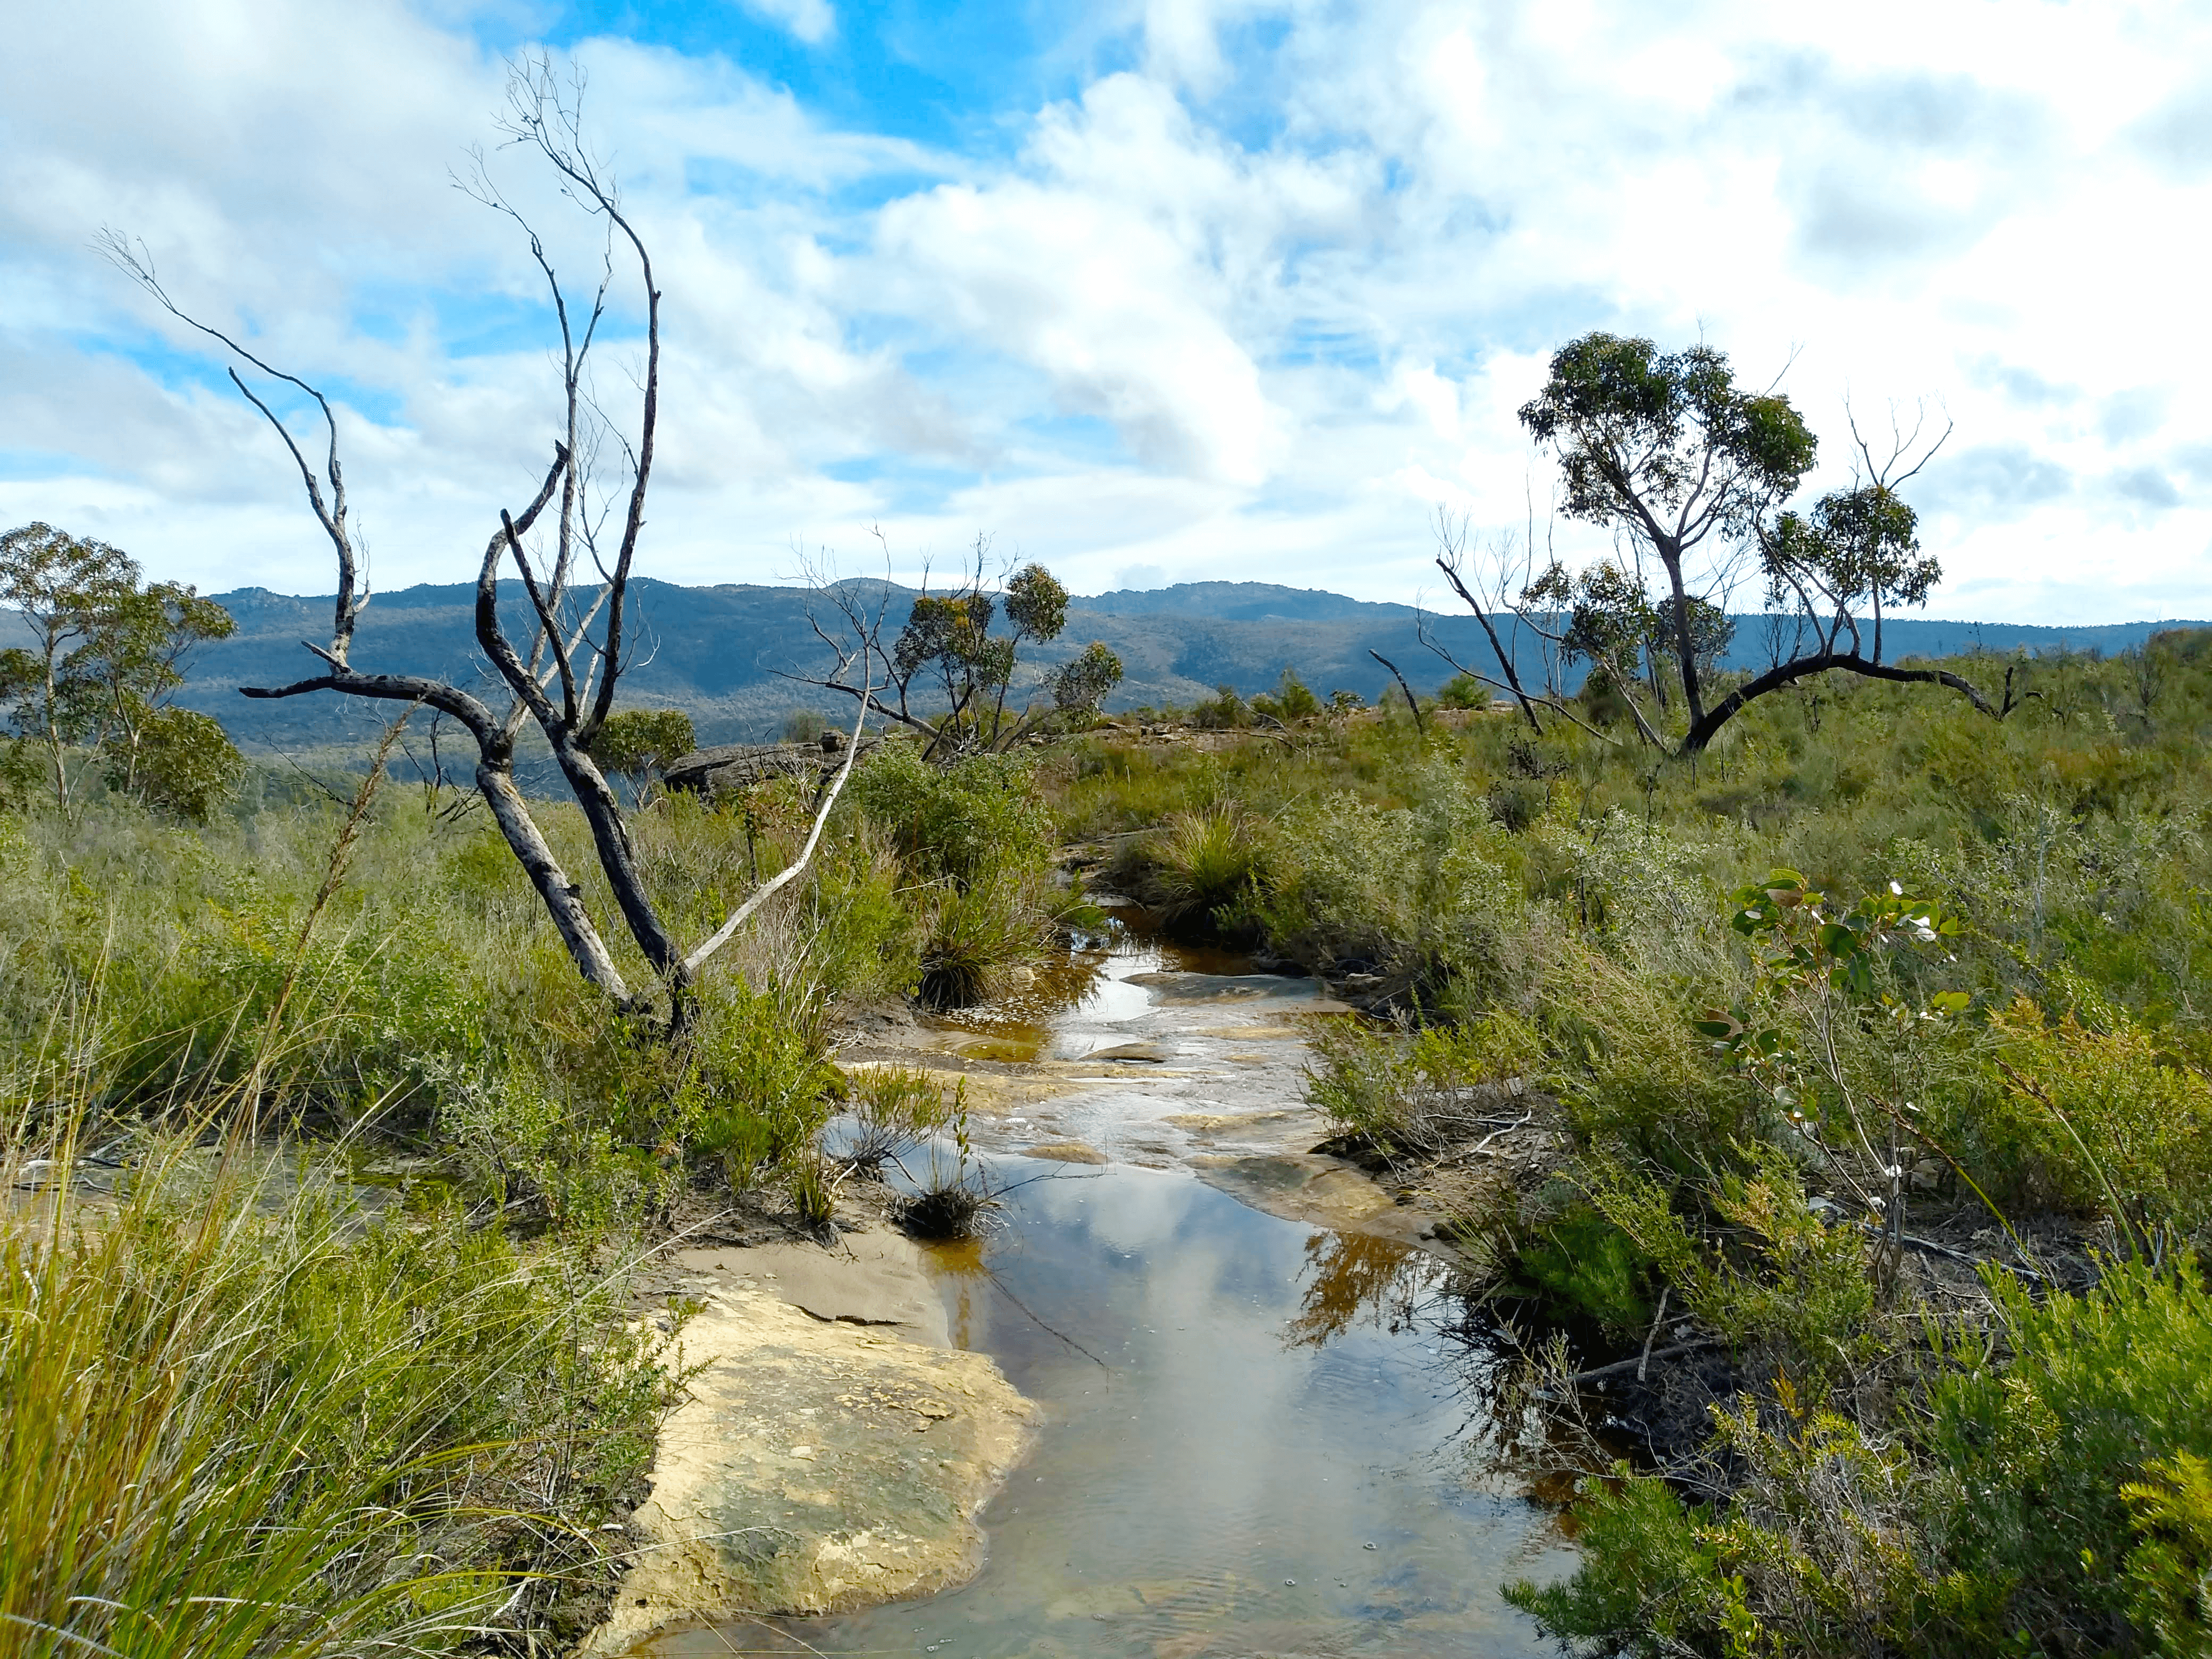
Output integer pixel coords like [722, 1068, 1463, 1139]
[579, 1230, 1037, 1655]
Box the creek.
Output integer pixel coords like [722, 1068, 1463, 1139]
[640, 915, 1574, 1657]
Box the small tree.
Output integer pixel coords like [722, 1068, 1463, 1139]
[801, 549, 1121, 760]
[0, 522, 239, 812]
[91, 579, 239, 797]
[586, 707, 694, 807]
[125, 708, 247, 822]
[1429, 332, 1996, 755]
[1437, 672, 1489, 710]
[1, 523, 135, 808]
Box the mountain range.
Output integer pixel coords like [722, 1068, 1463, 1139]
[11, 578, 2202, 759]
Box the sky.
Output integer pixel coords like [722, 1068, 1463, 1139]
[3, 0, 2209, 623]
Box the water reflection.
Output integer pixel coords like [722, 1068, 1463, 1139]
[643, 1161, 1571, 1658]
[921, 904, 1277, 1060]
[1284, 1231, 1448, 1348]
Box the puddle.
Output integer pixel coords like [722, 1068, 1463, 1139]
[640, 1159, 1573, 1657]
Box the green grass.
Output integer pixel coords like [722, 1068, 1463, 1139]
[0, 727, 1077, 1651]
[0, 1064, 669, 1655]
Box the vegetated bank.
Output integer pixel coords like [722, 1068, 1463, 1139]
[0, 707, 1082, 1652]
[1054, 638, 2212, 1658]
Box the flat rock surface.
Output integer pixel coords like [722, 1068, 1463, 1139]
[1018, 1139, 1110, 1164]
[687, 1232, 951, 1344]
[581, 1244, 1036, 1656]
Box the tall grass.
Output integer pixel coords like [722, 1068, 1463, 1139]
[0, 1075, 667, 1655]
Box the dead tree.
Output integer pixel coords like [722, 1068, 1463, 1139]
[104, 57, 864, 1023]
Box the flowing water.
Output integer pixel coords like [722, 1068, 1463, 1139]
[642, 915, 1573, 1657]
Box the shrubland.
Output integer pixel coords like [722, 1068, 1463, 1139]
[10, 559, 2208, 1657]
[0, 730, 1062, 1652]
[1051, 630, 2212, 1657]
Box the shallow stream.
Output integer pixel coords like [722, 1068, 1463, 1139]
[643, 918, 1573, 1657]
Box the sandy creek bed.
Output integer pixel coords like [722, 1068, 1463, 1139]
[593, 917, 1573, 1657]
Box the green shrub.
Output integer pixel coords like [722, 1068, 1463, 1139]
[1982, 999, 2212, 1254]
[1513, 1201, 1657, 1333]
[1925, 1259, 2212, 1649]
[2122, 1451, 2212, 1656]
[1149, 806, 1272, 933]
[850, 743, 1053, 887]
[1191, 684, 1251, 730]
[1512, 1261, 2212, 1658]
[1305, 1010, 1541, 1151]
[1256, 777, 1527, 1004]
[1438, 671, 1490, 710]
[683, 978, 841, 1191]
[112, 706, 245, 821]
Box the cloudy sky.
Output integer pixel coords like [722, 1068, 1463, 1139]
[4, 0, 2208, 621]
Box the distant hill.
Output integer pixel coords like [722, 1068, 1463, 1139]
[7, 577, 2203, 759]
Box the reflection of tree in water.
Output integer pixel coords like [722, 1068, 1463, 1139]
[1285, 1230, 1446, 1347]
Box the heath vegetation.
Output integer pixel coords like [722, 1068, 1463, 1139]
[1059, 626, 2212, 1658]
[9, 55, 2203, 1654]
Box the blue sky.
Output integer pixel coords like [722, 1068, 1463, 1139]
[4, 0, 2210, 622]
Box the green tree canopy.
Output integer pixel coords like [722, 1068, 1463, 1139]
[1, 522, 239, 814]
[824, 555, 1118, 760]
[1432, 335, 1992, 757]
[1519, 333, 1817, 729]
[586, 707, 696, 806]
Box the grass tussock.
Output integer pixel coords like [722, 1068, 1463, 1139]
[0, 1103, 667, 1655]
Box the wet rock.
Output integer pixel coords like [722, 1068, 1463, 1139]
[1021, 1141, 1110, 1165]
[1083, 1041, 1168, 1063]
[1124, 971, 1317, 1003]
[1187, 1153, 1436, 1247]
[578, 1277, 1036, 1654]
[692, 1234, 951, 1342]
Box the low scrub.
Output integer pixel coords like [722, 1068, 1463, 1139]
[0, 1127, 668, 1655]
[1509, 1260, 2212, 1657]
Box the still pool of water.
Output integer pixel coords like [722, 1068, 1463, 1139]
[642, 1158, 1575, 1658]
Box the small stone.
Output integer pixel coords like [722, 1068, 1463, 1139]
[1285, 1578, 1297, 1586]
[1363, 1541, 1378, 1551]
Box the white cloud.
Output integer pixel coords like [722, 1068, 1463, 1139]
[733, 0, 834, 46]
[2, 0, 2209, 621]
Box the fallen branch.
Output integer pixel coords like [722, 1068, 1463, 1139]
[1537, 1338, 1728, 1396]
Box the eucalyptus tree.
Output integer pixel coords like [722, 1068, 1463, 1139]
[0, 522, 238, 814]
[800, 551, 1122, 760]
[1430, 332, 1995, 755]
[103, 57, 863, 1022]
